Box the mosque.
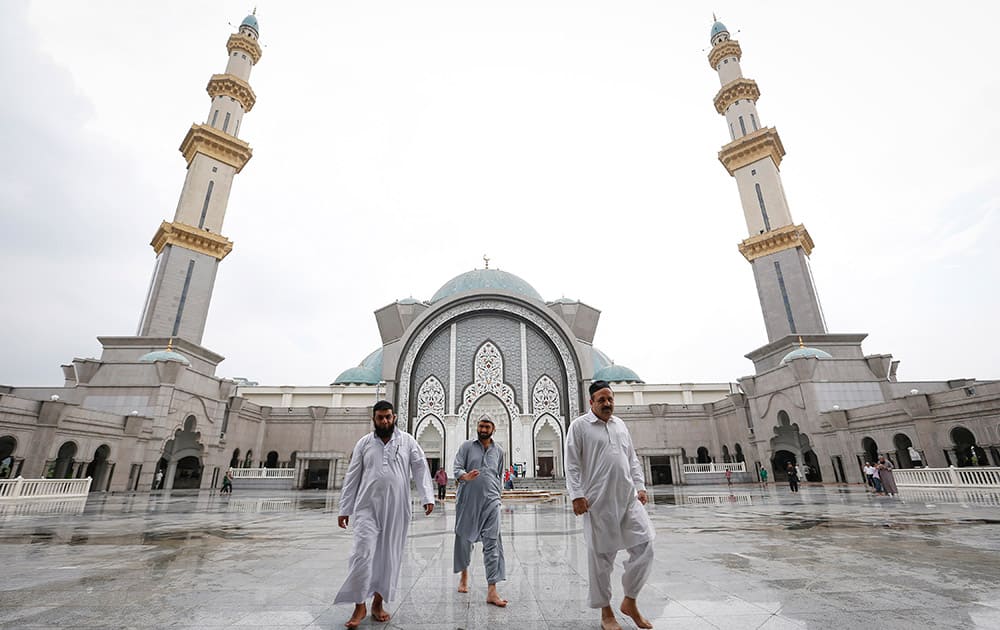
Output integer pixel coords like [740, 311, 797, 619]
[1, 14, 997, 493]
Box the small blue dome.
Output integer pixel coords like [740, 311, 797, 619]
[334, 348, 384, 385]
[397, 297, 422, 305]
[138, 350, 191, 366]
[430, 269, 543, 303]
[241, 14, 259, 33]
[710, 21, 728, 42]
[781, 347, 832, 364]
[594, 363, 643, 384]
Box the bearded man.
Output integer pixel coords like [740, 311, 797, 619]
[335, 400, 435, 628]
[453, 417, 508, 607]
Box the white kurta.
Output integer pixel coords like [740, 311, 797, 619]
[565, 411, 654, 554]
[334, 430, 435, 605]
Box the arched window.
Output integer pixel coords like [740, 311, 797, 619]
[739, 115, 747, 135]
[750, 113, 758, 130]
[734, 443, 744, 463]
[223, 112, 231, 133]
[722, 445, 731, 463]
[696, 446, 711, 464]
[265, 451, 279, 468]
[211, 110, 219, 126]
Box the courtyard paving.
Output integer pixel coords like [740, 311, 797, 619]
[1, 483, 999, 629]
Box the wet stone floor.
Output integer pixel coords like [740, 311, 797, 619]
[2, 484, 1000, 629]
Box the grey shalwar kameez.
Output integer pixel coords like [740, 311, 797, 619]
[453, 438, 506, 584]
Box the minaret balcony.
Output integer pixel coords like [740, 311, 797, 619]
[207, 74, 256, 112]
[151, 221, 234, 261]
[708, 39, 742, 69]
[738, 224, 814, 262]
[226, 33, 262, 65]
[718, 127, 785, 175]
[179, 124, 253, 173]
[713, 77, 760, 114]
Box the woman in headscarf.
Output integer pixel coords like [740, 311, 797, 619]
[878, 456, 897, 495]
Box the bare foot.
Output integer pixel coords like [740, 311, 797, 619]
[457, 569, 469, 593]
[345, 603, 366, 628]
[371, 592, 390, 623]
[620, 596, 653, 629]
[600, 606, 623, 630]
[486, 584, 508, 607]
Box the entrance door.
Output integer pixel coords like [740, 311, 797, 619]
[305, 460, 329, 489]
[537, 457, 554, 477]
[650, 456, 673, 485]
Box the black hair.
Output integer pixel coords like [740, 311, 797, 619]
[589, 380, 611, 397]
[372, 400, 395, 417]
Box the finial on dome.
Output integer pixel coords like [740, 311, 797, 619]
[797, 336, 805, 348]
[166, 337, 175, 352]
[713, 12, 717, 22]
[483, 254, 490, 270]
[253, 6, 257, 16]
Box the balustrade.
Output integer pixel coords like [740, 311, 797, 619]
[682, 462, 747, 474]
[228, 468, 295, 479]
[0, 477, 93, 500]
[894, 466, 1000, 489]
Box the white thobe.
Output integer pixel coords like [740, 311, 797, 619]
[565, 411, 655, 607]
[334, 430, 435, 605]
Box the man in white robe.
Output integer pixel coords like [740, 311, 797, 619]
[566, 380, 655, 630]
[453, 417, 507, 606]
[335, 400, 435, 628]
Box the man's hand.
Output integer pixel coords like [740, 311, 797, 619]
[338, 515, 349, 529]
[572, 497, 589, 515]
[423, 503, 434, 516]
[637, 490, 648, 505]
[460, 469, 480, 482]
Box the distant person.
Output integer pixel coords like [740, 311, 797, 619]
[870, 463, 884, 494]
[785, 462, 799, 493]
[221, 468, 233, 494]
[154, 469, 164, 490]
[725, 469, 732, 488]
[759, 467, 768, 485]
[878, 456, 897, 496]
[434, 467, 448, 501]
[863, 462, 875, 489]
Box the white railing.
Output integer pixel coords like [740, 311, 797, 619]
[0, 477, 93, 500]
[682, 462, 747, 474]
[228, 468, 296, 479]
[894, 466, 1000, 489]
[682, 493, 753, 505]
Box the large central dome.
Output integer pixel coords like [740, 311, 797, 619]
[430, 269, 543, 303]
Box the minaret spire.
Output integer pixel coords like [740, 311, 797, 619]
[708, 20, 826, 342]
[137, 14, 262, 346]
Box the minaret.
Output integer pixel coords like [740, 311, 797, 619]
[708, 19, 826, 342]
[137, 13, 262, 345]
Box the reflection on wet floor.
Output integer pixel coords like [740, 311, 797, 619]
[1, 484, 999, 629]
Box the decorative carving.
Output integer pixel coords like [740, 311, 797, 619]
[399, 300, 581, 430]
[718, 127, 785, 175]
[416, 375, 446, 419]
[206, 73, 257, 112]
[226, 33, 262, 65]
[532, 375, 560, 417]
[179, 124, 253, 173]
[533, 413, 563, 440]
[456, 343, 521, 423]
[151, 220, 234, 260]
[713, 77, 760, 114]
[738, 224, 814, 262]
[708, 39, 742, 69]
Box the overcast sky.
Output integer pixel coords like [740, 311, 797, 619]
[2, 1, 997, 388]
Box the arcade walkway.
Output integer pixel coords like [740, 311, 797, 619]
[1, 484, 999, 628]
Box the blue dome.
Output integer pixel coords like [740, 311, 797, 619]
[430, 269, 543, 303]
[591, 347, 613, 372]
[333, 366, 380, 385]
[781, 347, 832, 364]
[594, 363, 643, 384]
[241, 14, 259, 33]
[138, 350, 191, 366]
[334, 348, 384, 385]
[710, 21, 728, 42]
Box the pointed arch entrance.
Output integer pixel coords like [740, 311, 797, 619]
[160, 415, 205, 490]
[770, 410, 820, 481]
